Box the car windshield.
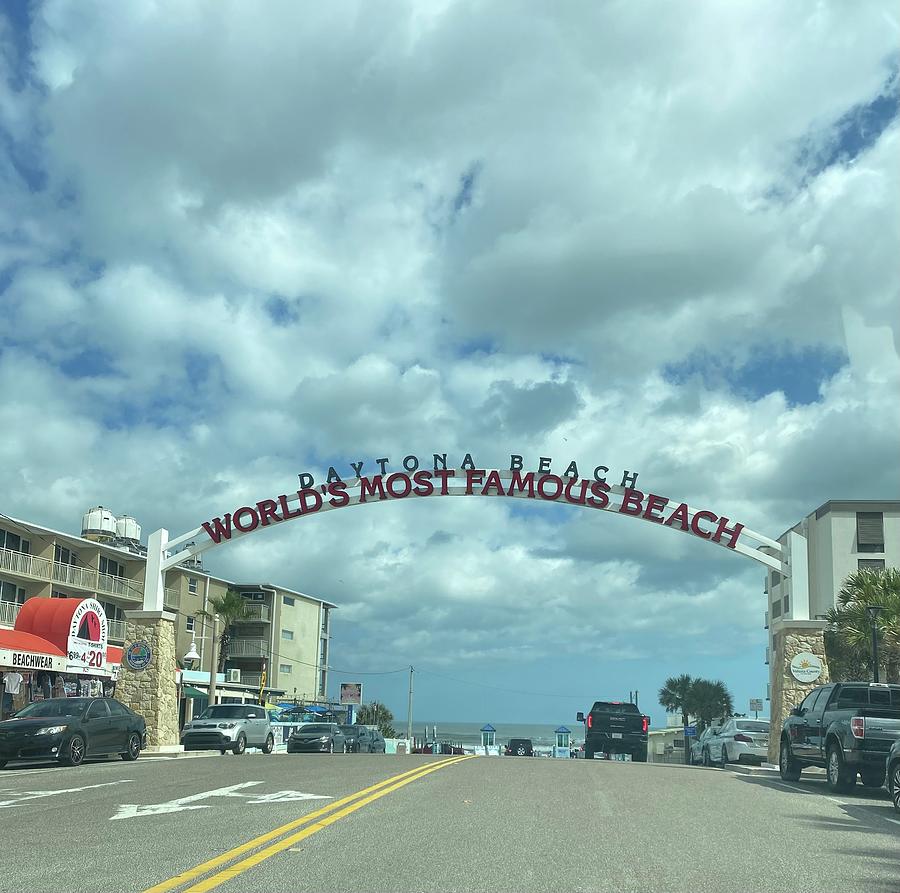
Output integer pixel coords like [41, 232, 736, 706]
[339, 725, 358, 735]
[299, 725, 333, 733]
[198, 706, 249, 719]
[12, 699, 90, 718]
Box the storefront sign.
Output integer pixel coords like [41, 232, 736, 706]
[66, 598, 109, 675]
[124, 641, 153, 671]
[199, 456, 746, 554]
[790, 652, 823, 683]
[340, 683, 363, 705]
[0, 648, 65, 672]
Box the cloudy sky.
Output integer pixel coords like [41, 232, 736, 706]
[1, 1, 898, 726]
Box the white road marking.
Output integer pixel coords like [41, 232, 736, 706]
[246, 790, 332, 804]
[0, 780, 132, 809]
[110, 782, 263, 820]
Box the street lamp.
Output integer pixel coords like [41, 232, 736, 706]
[183, 641, 201, 666]
[866, 605, 885, 683]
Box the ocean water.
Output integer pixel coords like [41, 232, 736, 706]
[409, 721, 582, 747]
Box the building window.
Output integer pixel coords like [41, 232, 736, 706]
[856, 512, 884, 552]
[318, 670, 326, 697]
[0, 579, 25, 604]
[319, 637, 327, 665]
[771, 599, 782, 619]
[858, 558, 886, 571]
[99, 555, 123, 577]
[783, 594, 789, 613]
[279, 664, 291, 674]
[51, 590, 70, 598]
[186, 616, 195, 633]
[769, 570, 781, 587]
[54, 545, 77, 566]
[0, 529, 29, 554]
[101, 600, 123, 622]
[283, 595, 295, 606]
[188, 578, 198, 594]
[281, 629, 294, 641]
[321, 607, 330, 635]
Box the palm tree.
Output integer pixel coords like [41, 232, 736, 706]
[202, 589, 252, 673]
[658, 673, 695, 729]
[689, 679, 733, 729]
[826, 568, 900, 683]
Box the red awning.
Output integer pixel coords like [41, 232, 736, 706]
[15, 597, 85, 653]
[0, 629, 66, 656]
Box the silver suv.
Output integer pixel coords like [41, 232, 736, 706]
[181, 704, 275, 755]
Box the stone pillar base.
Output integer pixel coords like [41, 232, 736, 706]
[116, 610, 180, 750]
[767, 620, 830, 764]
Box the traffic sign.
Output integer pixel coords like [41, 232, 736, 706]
[683, 725, 697, 737]
[749, 698, 764, 712]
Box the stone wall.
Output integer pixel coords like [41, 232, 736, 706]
[767, 621, 830, 764]
[115, 610, 181, 751]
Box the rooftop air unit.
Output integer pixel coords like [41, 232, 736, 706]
[81, 506, 117, 543]
[115, 515, 142, 544]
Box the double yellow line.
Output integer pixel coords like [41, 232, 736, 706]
[143, 755, 473, 893]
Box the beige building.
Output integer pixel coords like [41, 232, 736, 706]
[765, 500, 900, 696]
[0, 510, 334, 701]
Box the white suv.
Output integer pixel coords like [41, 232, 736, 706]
[181, 704, 275, 755]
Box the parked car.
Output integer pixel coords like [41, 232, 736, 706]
[340, 724, 376, 752]
[181, 704, 274, 755]
[779, 682, 900, 792]
[0, 697, 146, 769]
[287, 723, 348, 753]
[577, 701, 649, 761]
[691, 725, 721, 765]
[505, 738, 535, 756]
[885, 739, 900, 813]
[707, 718, 770, 766]
[369, 728, 386, 753]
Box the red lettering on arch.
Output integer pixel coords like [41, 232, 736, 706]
[232, 507, 260, 533]
[256, 499, 281, 526]
[713, 516, 744, 549]
[690, 510, 717, 539]
[202, 515, 233, 544]
[663, 503, 690, 531]
[386, 473, 412, 498]
[619, 488, 644, 515]
[482, 470, 505, 496]
[359, 475, 387, 503]
[643, 494, 668, 523]
[507, 471, 535, 498]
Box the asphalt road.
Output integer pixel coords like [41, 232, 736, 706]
[0, 752, 898, 893]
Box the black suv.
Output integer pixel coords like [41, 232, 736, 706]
[577, 701, 649, 762]
[505, 738, 534, 756]
[779, 682, 900, 792]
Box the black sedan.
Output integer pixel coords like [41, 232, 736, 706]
[0, 698, 146, 769]
[287, 723, 348, 754]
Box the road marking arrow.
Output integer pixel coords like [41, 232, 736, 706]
[246, 790, 332, 804]
[110, 782, 262, 820]
[0, 780, 133, 810]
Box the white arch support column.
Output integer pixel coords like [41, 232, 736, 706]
[143, 527, 169, 612]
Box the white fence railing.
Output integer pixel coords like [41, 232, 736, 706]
[228, 639, 269, 658]
[0, 548, 52, 581]
[239, 603, 270, 622]
[108, 619, 126, 642]
[0, 600, 21, 627]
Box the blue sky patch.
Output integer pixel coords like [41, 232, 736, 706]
[664, 343, 846, 406]
[265, 296, 299, 326]
[59, 348, 118, 379]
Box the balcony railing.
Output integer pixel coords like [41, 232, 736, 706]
[0, 600, 21, 627]
[164, 588, 180, 610]
[764, 610, 769, 630]
[240, 672, 263, 688]
[53, 561, 99, 590]
[238, 603, 270, 622]
[228, 639, 269, 658]
[0, 547, 52, 581]
[108, 619, 126, 642]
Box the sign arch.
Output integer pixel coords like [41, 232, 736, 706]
[141, 467, 789, 612]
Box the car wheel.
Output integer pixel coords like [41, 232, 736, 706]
[634, 747, 648, 763]
[121, 733, 141, 762]
[720, 743, 728, 767]
[232, 733, 247, 756]
[517, 747, 526, 756]
[61, 734, 86, 767]
[585, 747, 595, 760]
[889, 761, 900, 814]
[702, 748, 710, 767]
[261, 734, 274, 755]
[779, 739, 802, 782]
[826, 743, 854, 793]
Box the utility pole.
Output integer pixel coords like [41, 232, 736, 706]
[406, 665, 414, 743]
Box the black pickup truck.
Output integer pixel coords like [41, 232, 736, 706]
[577, 701, 649, 762]
[779, 682, 900, 792]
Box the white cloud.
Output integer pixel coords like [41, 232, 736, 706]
[1, 0, 897, 718]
